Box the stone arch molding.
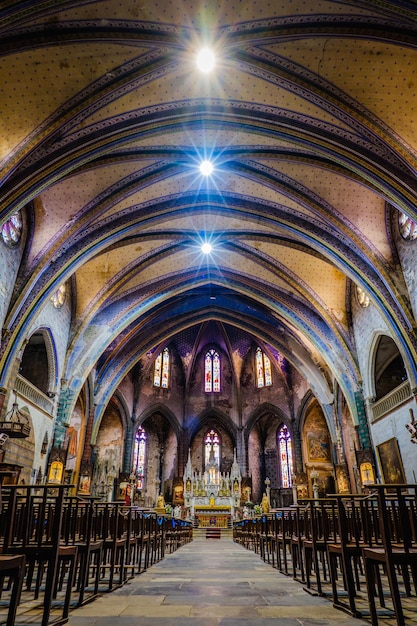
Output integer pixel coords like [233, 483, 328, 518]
[136, 403, 181, 440]
[244, 403, 290, 442]
[365, 330, 413, 402]
[14, 327, 58, 399]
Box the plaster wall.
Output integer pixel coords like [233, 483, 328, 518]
[0, 232, 24, 333]
[395, 223, 417, 322]
[351, 271, 417, 482]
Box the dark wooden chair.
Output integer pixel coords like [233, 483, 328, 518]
[362, 484, 417, 626]
[94, 502, 126, 592]
[60, 497, 103, 606]
[259, 514, 274, 565]
[276, 508, 294, 575]
[302, 498, 338, 596]
[2, 485, 78, 626]
[290, 505, 306, 584]
[327, 493, 380, 617]
[0, 554, 26, 626]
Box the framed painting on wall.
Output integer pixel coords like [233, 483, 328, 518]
[376, 437, 406, 484]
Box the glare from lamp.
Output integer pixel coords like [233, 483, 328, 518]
[199, 160, 214, 176]
[201, 242, 212, 254]
[197, 48, 215, 73]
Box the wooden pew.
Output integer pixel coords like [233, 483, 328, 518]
[2, 484, 78, 626]
[362, 484, 417, 626]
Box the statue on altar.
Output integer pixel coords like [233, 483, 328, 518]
[154, 493, 166, 513]
[183, 447, 242, 523]
[261, 492, 269, 514]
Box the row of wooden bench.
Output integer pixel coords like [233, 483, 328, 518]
[233, 483, 417, 625]
[0, 484, 193, 626]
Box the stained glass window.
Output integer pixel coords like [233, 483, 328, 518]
[51, 283, 66, 309]
[278, 424, 293, 488]
[205, 429, 220, 467]
[133, 427, 147, 489]
[398, 211, 417, 240]
[1, 211, 22, 246]
[356, 285, 370, 308]
[154, 348, 169, 387]
[205, 349, 220, 392]
[256, 347, 272, 388]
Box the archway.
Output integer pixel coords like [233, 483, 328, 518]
[301, 400, 334, 497]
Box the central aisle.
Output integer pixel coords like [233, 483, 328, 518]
[67, 534, 369, 625]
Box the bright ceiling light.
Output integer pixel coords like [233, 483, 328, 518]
[201, 242, 212, 254]
[199, 160, 214, 176]
[197, 48, 215, 73]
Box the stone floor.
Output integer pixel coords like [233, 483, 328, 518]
[65, 534, 371, 626]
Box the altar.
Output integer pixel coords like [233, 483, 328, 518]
[183, 447, 242, 527]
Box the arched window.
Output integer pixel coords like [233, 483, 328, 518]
[205, 349, 220, 392]
[398, 211, 417, 240]
[278, 424, 293, 488]
[205, 429, 220, 467]
[51, 283, 67, 309]
[356, 285, 370, 308]
[154, 347, 169, 388]
[256, 347, 272, 388]
[374, 335, 407, 400]
[133, 427, 147, 489]
[1, 211, 22, 246]
[19, 332, 50, 395]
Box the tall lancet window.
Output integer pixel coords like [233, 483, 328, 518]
[154, 347, 169, 388]
[205, 429, 220, 467]
[256, 347, 272, 388]
[133, 427, 147, 489]
[205, 349, 220, 392]
[278, 424, 293, 488]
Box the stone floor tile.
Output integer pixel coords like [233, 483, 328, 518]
[66, 536, 371, 626]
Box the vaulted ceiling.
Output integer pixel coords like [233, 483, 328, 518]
[2, 0, 417, 422]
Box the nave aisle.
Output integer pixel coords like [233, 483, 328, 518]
[66, 535, 369, 626]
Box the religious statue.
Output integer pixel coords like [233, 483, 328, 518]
[261, 492, 269, 514]
[157, 493, 165, 508]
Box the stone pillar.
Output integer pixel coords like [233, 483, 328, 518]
[54, 379, 73, 446]
[123, 418, 134, 474]
[0, 387, 6, 418]
[80, 405, 95, 468]
[236, 427, 246, 475]
[354, 390, 372, 449]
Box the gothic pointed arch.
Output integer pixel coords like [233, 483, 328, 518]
[187, 407, 237, 445]
[245, 403, 291, 504]
[19, 328, 57, 397]
[183, 320, 239, 394]
[135, 407, 180, 506]
[137, 403, 181, 438]
[372, 334, 408, 401]
[245, 403, 289, 437]
[300, 396, 334, 497]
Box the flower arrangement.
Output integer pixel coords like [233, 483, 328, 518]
[164, 503, 172, 515]
[253, 504, 261, 515]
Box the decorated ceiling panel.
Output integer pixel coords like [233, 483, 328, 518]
[2, 0, 417, 425]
